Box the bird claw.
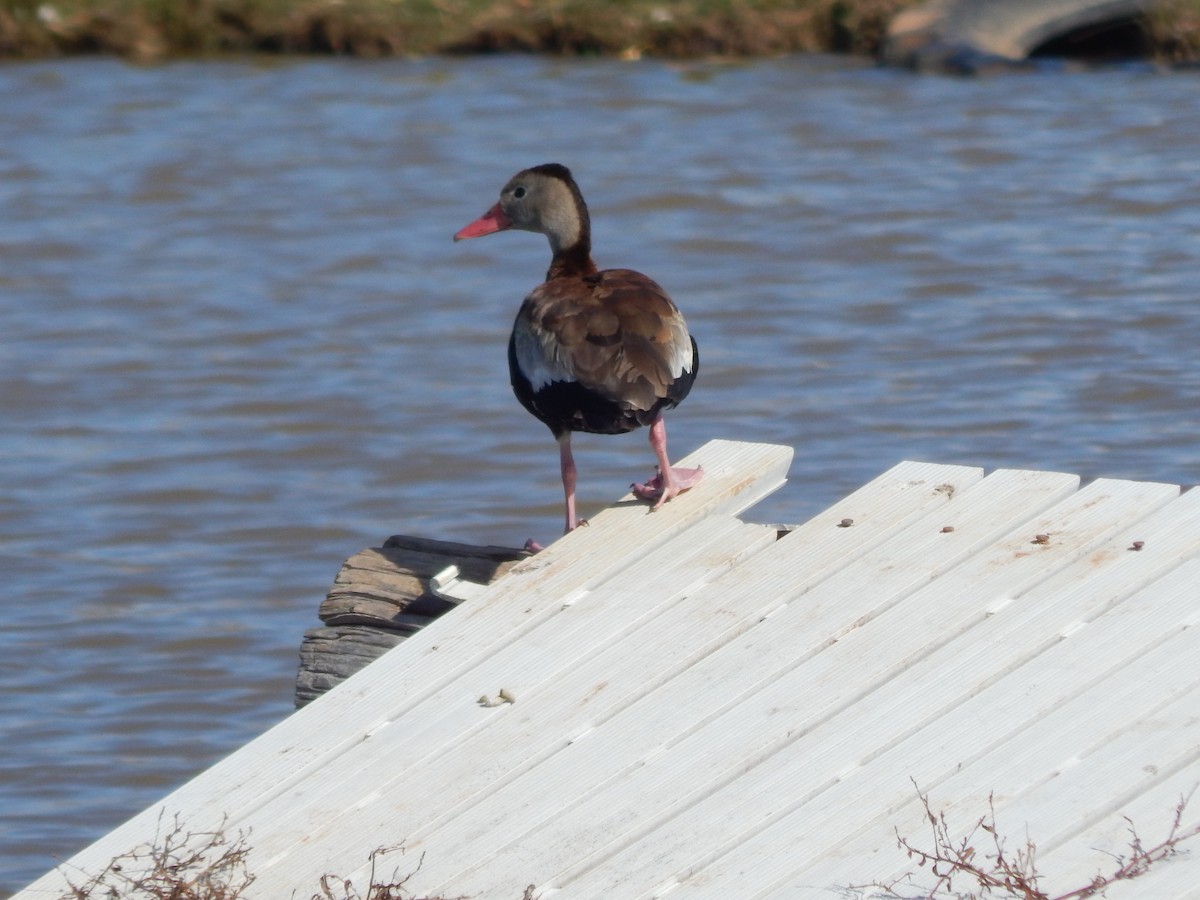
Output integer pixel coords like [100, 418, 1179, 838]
[630, 479, 660, 501]
[631, 465, 704, 507]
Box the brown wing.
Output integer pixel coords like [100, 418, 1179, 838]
[514, 268, 695, 414]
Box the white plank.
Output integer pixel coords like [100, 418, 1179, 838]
[1101, 866, 1200, 900]
[15, 439, 791, 898]
[808, 503, 1200, 897]
[233, 514, 780, 880]
[662, 558, 1200, 899]
[499, 475, 1181, 898]
[1034, 767, 1200, 899]
[18, 458, 1200, 900]
[848, 677, 1200, 900]
[393, 468, 1083, 897]
[769, 634, 1200, 899]
[245, 461, 984, 896]
[690, 645, 1199, 898]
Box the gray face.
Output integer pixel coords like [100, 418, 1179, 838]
[499, 170, 583, 255]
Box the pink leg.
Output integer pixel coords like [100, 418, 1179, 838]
[630, 414, 704, 509]
[559, 433, 585, 533]
[525, 434, 586, 553]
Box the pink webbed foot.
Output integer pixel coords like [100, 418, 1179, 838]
[631, 465, 704, 510]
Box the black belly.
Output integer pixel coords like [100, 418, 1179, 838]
[508, 335, 698, 439]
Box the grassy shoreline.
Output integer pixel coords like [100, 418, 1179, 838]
[1, 0, 1199, 63]
[0, 0, 912, 62]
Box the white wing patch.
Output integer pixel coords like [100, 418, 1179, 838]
[668, 334, 693, 378]
[513, 323, 574, 392]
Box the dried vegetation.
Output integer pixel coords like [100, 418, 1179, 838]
[51, 787, 1200, 900]
[54, 815, 534, 900]
[854, 782, 1200, 899]
[59, 814, 255, 900]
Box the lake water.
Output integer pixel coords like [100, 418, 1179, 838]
[1, 53, 1198, 894]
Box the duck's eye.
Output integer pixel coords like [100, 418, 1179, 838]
[512, 186, 527, 199]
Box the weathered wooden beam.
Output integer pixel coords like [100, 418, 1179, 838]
[296, 535, 526, 707]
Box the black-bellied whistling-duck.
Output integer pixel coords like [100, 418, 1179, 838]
[454, 163, 702, 538]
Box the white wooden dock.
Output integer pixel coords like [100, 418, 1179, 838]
[17, 439, 1200, 899]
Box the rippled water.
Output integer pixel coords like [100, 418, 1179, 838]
[1, 53, 1198, 894]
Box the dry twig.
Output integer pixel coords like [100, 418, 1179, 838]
[852, 781, 1200, 899]
[55, 816, 536, 900]
[59, 812, 254, 899]
[313, 843, 469, 900]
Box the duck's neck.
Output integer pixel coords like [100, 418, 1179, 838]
[547, 243, 597, 280]
[544, 179, 597, 280]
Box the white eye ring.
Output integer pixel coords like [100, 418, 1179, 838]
[512, 186, 527, 199]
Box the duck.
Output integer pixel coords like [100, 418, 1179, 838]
[454, 163, 702, 538]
